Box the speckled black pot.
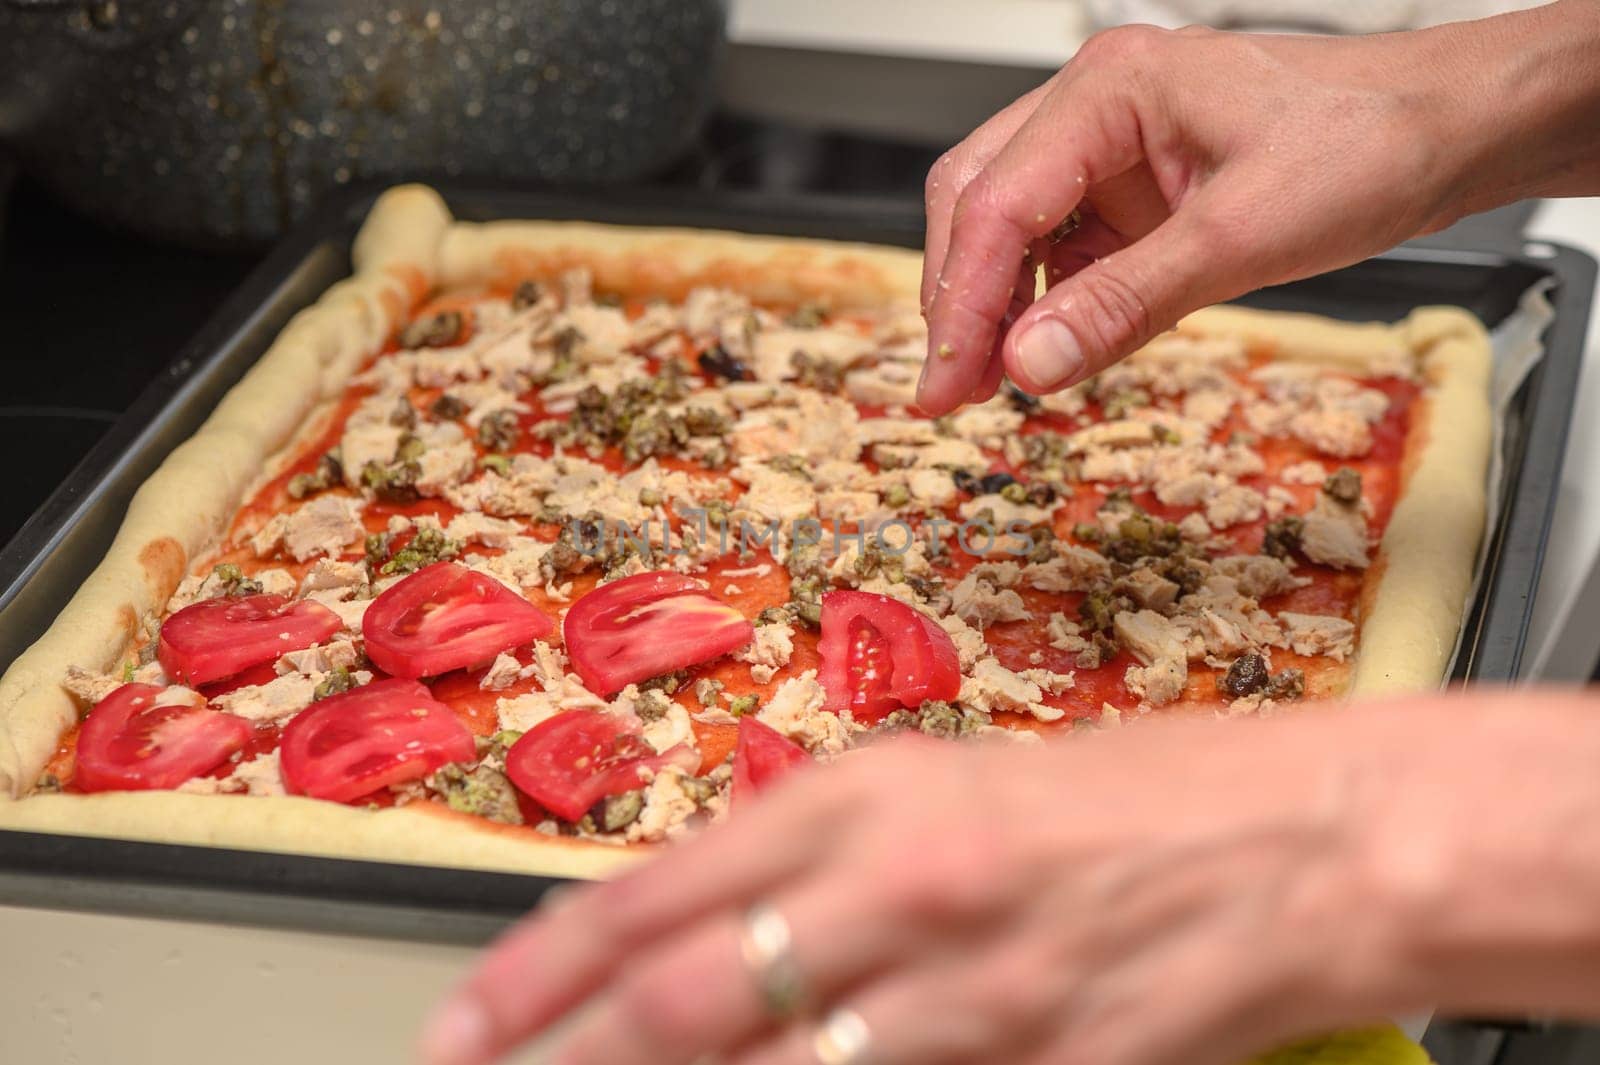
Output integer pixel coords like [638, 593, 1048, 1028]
[0, 0, 726, 247]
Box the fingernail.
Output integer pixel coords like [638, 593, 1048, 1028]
[1013, 317, 1083, 390]
[420, 997, 493, 1065]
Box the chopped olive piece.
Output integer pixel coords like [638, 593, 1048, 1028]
[547, 373, 730, 464]
[999, 481, 1031, 505]
[541, 531, 587, 580]
[432, 763, 525, 825]
[851, 540, 906, 584]
[211, 563, 263, 598]
[727, 694, 760, 717]
[1323, 467, 1362, 505]
[511, 280, 543, 310]
[1264, 668, 1305, 701]
[789, 350, 844, 393]
[1102, 511, 1184, 563]
[1003, 383, 1042, 413]
[765, 454, 812, 480]
[916, 701, 964, 739]
[430, 393, 468, 420]
[479, 453, 512, 476]
[287, 451, 344, 500]
[1101, 486, 1134, 509]
[1078, 586, 1134, 634]
[1073, 522, 1104, 544]
[1151, 424, 1180, 445]
[389, 396, 418, 429]
[394, 433, 426, 464]
[121, 661, 136, 683]
[698, 343, 751, 381]
[787, 303, 828, 328]
[1101, 388, 1151, 420]
[313, 667, 356, 702]
[477, 409, 521, 452]
[748, 607, 786, 629]
[637, 673, 688, 699]
[679, 775, 720, 807]
[489, 729, 524, 750]
[1075, 631, 1117, 670]
[1217, 653, 1269, 698]
[365, 532, 392, 571]
[400, 310, 465, 350]
[380, 527, 462, 576]
[951, 469, 1020, 497]
[361, 459, 420, 504]
[883, 483, 911, 508]
[1150, 553, 1207, 596]
[979, 471, 1018, 496]
[1262, 516, 1305, 560]
[696, 678, 726, 706]
[1018, 432, 1072, 471]
[638, 486, 664, 507]
[879, 709, 919, 732]
[682, 406, 727, 438]
[879, 701, 990, 739]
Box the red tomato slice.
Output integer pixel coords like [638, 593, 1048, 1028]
[158, 594, 342, 688]
[818, 590, 961, 724]
[198, 662, 280, 701]
[362, 562, 553, 679]
[562, 572, 755, 697]
[278, 678, 475, 804]
[75, 684, 253, 793]
[505, 710, 698, 822]
[731, 717, 811, 809]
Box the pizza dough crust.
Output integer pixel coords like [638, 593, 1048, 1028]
[1176, 305, 1494, 697]
[0, 185, 1493, 880]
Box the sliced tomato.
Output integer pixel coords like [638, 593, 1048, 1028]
[197, 662, 280, 701]
[75, 684, 252, 793]
[278, 678, 475, 804]
[563, 572, 754, 697]
[362, 562, 553, 679]
[731, 717, 811, 808]
[818, 590, 961, 724]
[505, 710, 698, 822]
[158, 594, 342, 688]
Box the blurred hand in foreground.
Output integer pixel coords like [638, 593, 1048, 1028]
[421, 695, 1600, 1065]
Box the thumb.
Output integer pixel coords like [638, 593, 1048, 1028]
[1001, 208, 1246, 393]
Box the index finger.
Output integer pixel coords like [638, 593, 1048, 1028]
[921, 78, 1055, 314]
[920, 80, 1145, 412]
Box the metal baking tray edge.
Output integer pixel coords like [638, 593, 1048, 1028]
[0, 184, 1590, 943]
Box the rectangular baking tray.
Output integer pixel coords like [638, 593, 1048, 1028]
[0, 185, 1590, 945]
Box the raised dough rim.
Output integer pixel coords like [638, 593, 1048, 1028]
[0, 185, 1491, 880]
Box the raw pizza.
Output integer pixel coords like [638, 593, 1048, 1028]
[0, 186, 1491, 878]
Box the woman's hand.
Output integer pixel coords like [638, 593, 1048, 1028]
[420, 708, 1434, 1065]
[916, 3, 1600, 414]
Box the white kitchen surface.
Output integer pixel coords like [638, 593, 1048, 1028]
[0, 903, 571, 1064]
